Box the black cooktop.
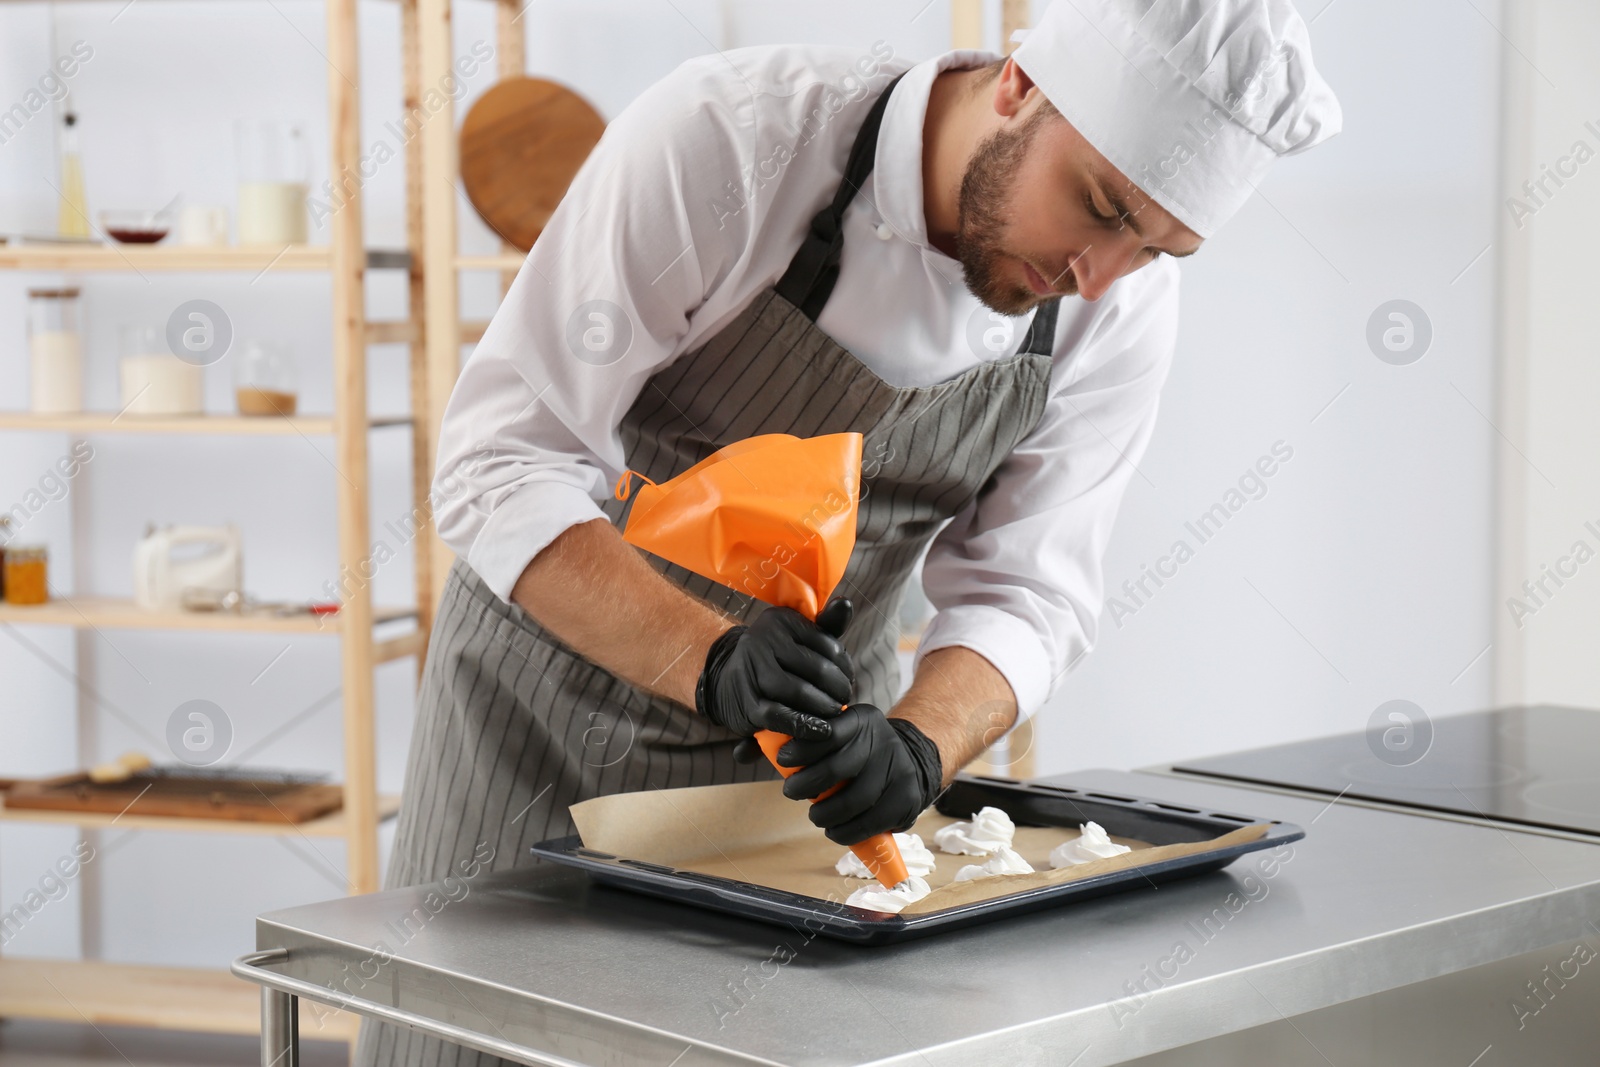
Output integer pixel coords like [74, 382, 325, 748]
[1172, 704, 1600, 837]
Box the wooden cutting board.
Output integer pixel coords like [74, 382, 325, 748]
[460, 76, 606, 252]
[3, 772, 343, 824]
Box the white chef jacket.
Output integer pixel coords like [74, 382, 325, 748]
[432, 44, 1180, 721]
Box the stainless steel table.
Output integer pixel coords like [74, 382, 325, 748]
[233, 769, 1600, 1067]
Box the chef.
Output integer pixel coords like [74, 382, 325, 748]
[366, 0, 1337, 1060]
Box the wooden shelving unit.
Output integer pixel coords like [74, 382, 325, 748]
[0, 957, 361, 1040]
[452, 253, 526, 272]
[0, 0, 442, 1050]
[0, 597, 413, 634]
[0, 793, 403, 837]
[0, 243, 415, 271]
[0, 412, 411, 434]
[0, 243, 338, 272]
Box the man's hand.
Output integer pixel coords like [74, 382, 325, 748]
[697, 597, 855, 741]
[770, 704, 944, 845]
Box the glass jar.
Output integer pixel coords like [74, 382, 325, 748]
[28, 288, 84, 414]
[0, 516, 10, 600]
[235, 120, 309, 245]
[233, 338, 298, 417]
[120, 323, 203, 416]
[4, 545, 49, 606]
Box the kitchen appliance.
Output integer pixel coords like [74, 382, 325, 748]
[1172, 704, 1600, 838]
[133, 524, 242, 612]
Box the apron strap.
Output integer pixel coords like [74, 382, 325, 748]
[1019, 296, 1059, 357]
[775, 71, 909, 321]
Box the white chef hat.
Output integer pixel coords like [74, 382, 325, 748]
[1010, 0, 1342, 238]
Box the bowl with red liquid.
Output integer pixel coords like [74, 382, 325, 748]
[100, 208, 172, 244]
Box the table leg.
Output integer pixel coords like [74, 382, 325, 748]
[261, 985, 300, 1067]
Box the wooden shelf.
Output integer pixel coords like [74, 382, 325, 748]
[0, 412, 411, 435]
[0, 958, 359, 1041]
[0, 244, 409, 273]
[0, 244, 330, 272]
[0, 597, 414, 633]
[374, 628, 426, 663]
[366, 319, 417, 344]
[455, 252, 526, 271]
[0, 792, 401, 837]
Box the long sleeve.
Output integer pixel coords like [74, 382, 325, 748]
[915, 260, 1181, 719]
[431, 56, 756, 602]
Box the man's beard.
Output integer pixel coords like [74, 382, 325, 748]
[954, 107, 1067, 316]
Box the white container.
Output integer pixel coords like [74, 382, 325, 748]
[177, 204, 230, 247]
[28, 288, 84, 414]
[237, 182, 307, 244]
[236, 120, 309, 245]
[119, 325, 202, 416]
[31, 332, 84, 413]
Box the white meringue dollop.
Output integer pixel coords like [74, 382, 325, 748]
[933, 806, 1016, 856]
[1048, 820, 1133, 868]
[952, 845, 1036, 882]
[845, 875, 931, 913]
[834, 832, 936, 879]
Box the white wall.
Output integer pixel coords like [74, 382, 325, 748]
[1034, 0, 1503, 774]
[1496, 0, 1600, 707]
[0, 0, 1505, 969]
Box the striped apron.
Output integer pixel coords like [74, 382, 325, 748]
[360, 71, 1057, 1067]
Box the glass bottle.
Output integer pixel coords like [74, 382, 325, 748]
[57, 103, 89, 238]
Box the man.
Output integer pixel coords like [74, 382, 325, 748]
[364, 0, 1337, 1061]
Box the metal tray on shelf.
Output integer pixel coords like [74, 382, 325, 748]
[530, 774, 1305, 945]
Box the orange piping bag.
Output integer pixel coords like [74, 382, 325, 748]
[755, 730, 909, 888]
[614, 432, 908, 888]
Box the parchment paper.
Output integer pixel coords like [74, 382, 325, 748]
[569, 780, 1269, 915]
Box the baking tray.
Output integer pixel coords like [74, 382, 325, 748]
[530, 774, 1305, 945]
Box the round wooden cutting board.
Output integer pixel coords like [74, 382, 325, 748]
[460, 76, 606, 252]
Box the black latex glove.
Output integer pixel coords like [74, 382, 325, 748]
[771, 703, 944, 846]
[697, 597, 855, 743]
